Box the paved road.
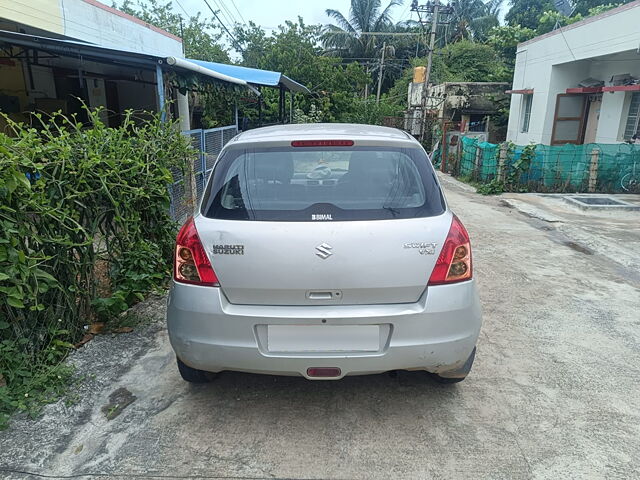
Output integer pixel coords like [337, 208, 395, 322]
[2, 175, 639, 479]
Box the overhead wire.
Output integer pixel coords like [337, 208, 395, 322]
[172, 0, 190, 19]
[229, 0, 247, 25]
[210, 0, 238, 29]
[216, 0, 242, 27]
[201, 0, 242, 50]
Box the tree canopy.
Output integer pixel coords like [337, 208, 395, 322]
[432, 40, 510, 83]
[322, 0, 401, 60]
[505, 0, 556, 29]
[110, 0, 631, 127]
[234, 19, 370, 123]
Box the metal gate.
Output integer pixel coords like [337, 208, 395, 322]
[170, 125, 238, 221]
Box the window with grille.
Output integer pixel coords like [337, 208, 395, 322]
[521, 94, 533, 133]
[623, 92, 640, 140]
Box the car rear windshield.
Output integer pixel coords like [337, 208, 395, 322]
[200, 145, 445, 221]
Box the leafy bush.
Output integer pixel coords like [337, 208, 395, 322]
[0, 107, 194, 428]
[474, 143, 536, 195]
[432, 40, 511, 84]
[340, 96, 405, 126]
[476, 179, 506, 195]
[293, 104, 324, 124]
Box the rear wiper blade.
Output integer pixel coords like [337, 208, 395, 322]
[383, 206, 400, 217]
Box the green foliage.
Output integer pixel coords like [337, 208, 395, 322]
[487, 24, 537, 68]
[506, 143, 536, 189]
[573, 0, 629, 16]
[234, 19, 369, 124]
[476, 179, 506, 195]
[385, 62, 414, 104]
[198, 84, 243, 128]
[446, 0, 503, 43]
[505, 0, 556, 29]
[0, 324, 74, 430]
[585, 3, 622, 15]
[536, 10, 584, 35]
[293, 105, 324, 124]
[0, 107, 193, 428]
[505, 0, 627, 31]
[341, 96, 405, 125]
[431, 40, 510, 83]
[475, 142, 536, 195]
[322, 0, 401, 59]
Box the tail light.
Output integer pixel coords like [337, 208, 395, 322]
[428, 215, 472, 285]
[291, 140, 354, 147]
[174, 217, 219, 287]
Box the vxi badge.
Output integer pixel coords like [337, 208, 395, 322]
[404, 242, 437, 255]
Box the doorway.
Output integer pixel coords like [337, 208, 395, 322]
[551, 94, 588, 145]
[583, 95, 602, 144]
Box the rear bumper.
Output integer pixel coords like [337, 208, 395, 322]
[166, 281, 482, 380]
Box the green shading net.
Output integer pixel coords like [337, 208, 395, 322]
[458, 136, 640, 193]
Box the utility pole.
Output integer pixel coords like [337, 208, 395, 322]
[376, 42, 386, 105]
[179, 16, 185, 56]
[364, 65, 370, 99]
[420, 0, 439, 141]
[411, 1, 454, 142]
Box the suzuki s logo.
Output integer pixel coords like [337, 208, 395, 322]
[315, 243, 333, 259]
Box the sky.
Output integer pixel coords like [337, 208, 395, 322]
[111, 0, 419, 34]
[99, 0, 422, 60]
[176, 0, 417, 30]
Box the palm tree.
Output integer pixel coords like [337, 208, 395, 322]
[447, 0, 503, 43]
[323, 0, 402, 97]
[323, 0, 402, 60]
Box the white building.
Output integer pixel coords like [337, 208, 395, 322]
[0, 0, 184, 56]
[506, 1, 640, 146]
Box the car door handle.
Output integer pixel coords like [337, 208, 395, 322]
[307, 291, 342, 300]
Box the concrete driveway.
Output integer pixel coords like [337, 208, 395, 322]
[1, 175, 639, 479]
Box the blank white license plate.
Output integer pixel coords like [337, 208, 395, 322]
[267, 325, 380, 352]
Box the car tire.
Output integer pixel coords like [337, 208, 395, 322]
[177, 357, 215, 383]
[434, 347, 476, 384]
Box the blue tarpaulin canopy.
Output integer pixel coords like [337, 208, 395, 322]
[187, 59, 310, 94]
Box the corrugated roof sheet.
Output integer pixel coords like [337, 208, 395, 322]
[188, 59, 310, 93]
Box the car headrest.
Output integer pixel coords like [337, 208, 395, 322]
[348, 151, 396, 183]
[251, 152, 293, 183]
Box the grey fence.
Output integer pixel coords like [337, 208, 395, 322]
[169, 125, 238, 221]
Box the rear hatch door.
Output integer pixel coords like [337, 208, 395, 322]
[197, 214, 451, 305]
[197, 141, 449, 306]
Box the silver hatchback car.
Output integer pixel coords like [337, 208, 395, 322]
[167, 124, 482, 383]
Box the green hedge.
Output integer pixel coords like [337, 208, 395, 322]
[0, 108, 195, 428]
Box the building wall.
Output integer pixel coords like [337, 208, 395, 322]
[506, 0, 640, 145]
[406, 82, 510, 143]
[0, 0, 64, 35]
[0, 0, 182, 56]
